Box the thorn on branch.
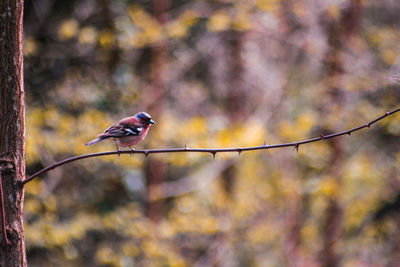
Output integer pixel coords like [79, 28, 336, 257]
[264, 139, 268, 146]
[144, 151, 150, 157]
[320, 134, 326, 140]
[366, 123, 372, 128]
[348, 132, 352, 135]
[184, 144, 189, 150]
[237, 149, 242, 155]
[211, 152, 216, 159]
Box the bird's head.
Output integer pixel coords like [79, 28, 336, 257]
[135, 112, 156, 126]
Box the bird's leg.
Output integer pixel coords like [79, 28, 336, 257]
[129, 147, 135, 157]
[116, 144, 120, 158]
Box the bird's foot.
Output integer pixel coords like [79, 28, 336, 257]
[116, 145, 121, 158]
[129, 147, 135, 157]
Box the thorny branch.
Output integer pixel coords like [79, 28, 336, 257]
[22, 107, 400, 185]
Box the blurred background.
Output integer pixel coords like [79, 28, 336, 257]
[23, 0, 400, 266]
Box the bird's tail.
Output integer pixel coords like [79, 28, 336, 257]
[84, 137, 105, 146]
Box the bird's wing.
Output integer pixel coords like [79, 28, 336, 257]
[99, 118, 143, 138]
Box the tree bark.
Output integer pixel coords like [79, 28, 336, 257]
[0, 0, 27, 266]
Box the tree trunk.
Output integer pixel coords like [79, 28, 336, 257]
[0, 0, 27, 266]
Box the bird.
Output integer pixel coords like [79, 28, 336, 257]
[84, 112, 155, 152]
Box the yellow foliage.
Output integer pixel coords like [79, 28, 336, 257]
[24, 36, 38, 56]
[325, 4, 341, 19]
[187, 117, 207, 135]
[99, 30, 115, 48]
[278, 120, 295, 139]
[207, 12, 231, 32]
[142, 26, 163, 44]
[167, 22, 188, 38]
[58, 19, 79, 40]
[96, 245, 119, 266]
[380, 49, 396, 65]
[343, 155, 373, 182]
[79, 26, 98, 44]
[300, 224, 317, 243]
[347, 77, 372, 91]
[247, 223, 277, 245]
[25, 198, 42, 214]
[43, 195, 57, 212]
[43, 225, 70, 247]
[158, 221, 175, 239]
[166, 10, 199, 39]
[216, 128, 234, 146]
[43, 107, 61, 125]
[142, 239, 164, 258]
[367, 27, 398, 48]
[309, 194, 329, 217]
[199, 217, 219, 234]
[69, 219, 87, 239]
[241, 120, 266, 146]
[296, 112, 315, 134]
[255, 0, 280, 12]
[292, 1, 307, 18]
[318, 178, 339, 198]
[167, 254, 186, 267]
[345, 199, 377, 230]
[232, 11, 252, 31]
[122, 242, 140, 257]
[128, 5, 163, 46]
[181, 10, 199, 27]
[384, 112, 400, 135]
[25, 177, 45, 196]
[278, 112, 315, 140]
[254, 182, 272, 201]
[175, 196, 196, 214]
[168, 153, 188, 166]
[25, 223, 46, 247]
[216, 121, 265, 147]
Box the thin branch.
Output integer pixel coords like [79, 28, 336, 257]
[385, 75, 400, 85]
[22, 107, 400, 185]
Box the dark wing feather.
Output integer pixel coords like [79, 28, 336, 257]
[99, 121, 143, 138]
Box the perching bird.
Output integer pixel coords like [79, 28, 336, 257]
[84, 112, 155, 151]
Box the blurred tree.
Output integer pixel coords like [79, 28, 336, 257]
[145, 0, 170, 222]
[319, 1, 362, 266]
[221, 29, 247, 197]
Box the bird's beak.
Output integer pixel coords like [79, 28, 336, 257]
[149, 119, 156, 124]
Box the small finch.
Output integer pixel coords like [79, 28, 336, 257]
[85, 112, 155, 151]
